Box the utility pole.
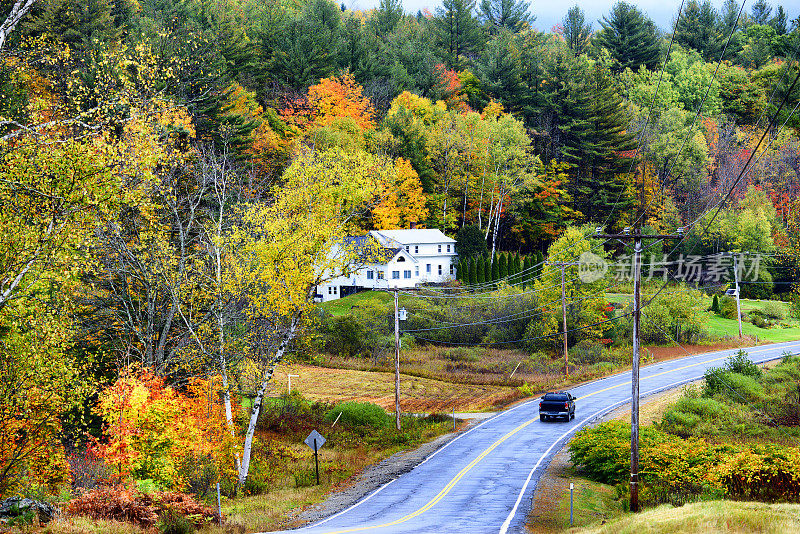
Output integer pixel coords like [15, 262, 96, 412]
[393, 288, 401, 431]
[545, 261, 580, 375]
[731, 253, 743, 339]
[386, 286, 414, 431]
[595, 228, 682, 513]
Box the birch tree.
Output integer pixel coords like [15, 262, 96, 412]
[227, 147, 395, 488]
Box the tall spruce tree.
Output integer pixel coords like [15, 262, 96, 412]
[490, 253, 499, 281]
[674, 1, 722, 61]
[498, 253, 508, 278]
[562, 5, 592, 57]
[475, 30, 525, 112]
[594, 1, 661, 73]
[469, 258, 478, 285]
[770, 6, 788, 35]
[433, 0, 484, 70]
[484, 256, 492, 284]
[275, 0, 342, 88]
[476, 255, 486, 283]
[718, 0, 743, 60]
[522, 255, 531, 288]
[479, 0, 533, 34]
[562, 60, 636, 224]
[750, 0, 772, 26]
[375, 0, 404, 38]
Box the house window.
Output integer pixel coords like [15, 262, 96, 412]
[404, 270, 411, 279]
[367, 270, 374, 280]
[397, 256, 405, 262]
[405, 246, 410, 252]
[438, 265, 442, 275]
[414, 245, 419, 254]
[328, 287, 332, 294]
[392, 271, 400, 279]
[377, 271, 385, 280]
[449, 265, 454, 275]
[426, 264, 431, 273]
[447, 244, 451, 252]
[334, 286, 338, 294]
[438, 244, 442, 253]
[415, 266, 419, 277]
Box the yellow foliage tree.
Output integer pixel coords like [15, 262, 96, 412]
[373, 158, 429, 229]
[307, 73, 375, 130]
[226, 147, 395, 487]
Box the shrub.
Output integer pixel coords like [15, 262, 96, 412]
[751, 314, 768, 328]
[761, 301, 786, 320]
[570, 340, 603, 365]
[517, 382, 534, 397]
[324, 401, 391, 428]
[65, 487, 221, 528]
[726, 349, 762, 379]
[719, 296, 738, 319]
[791, 294, 800, 320]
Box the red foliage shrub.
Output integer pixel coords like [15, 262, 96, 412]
[65, 486, 221, 527]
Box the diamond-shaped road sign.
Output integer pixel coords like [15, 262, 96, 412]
[304, 429, 326, 452]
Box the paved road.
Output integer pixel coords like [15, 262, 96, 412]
[270, 340, 800, 534]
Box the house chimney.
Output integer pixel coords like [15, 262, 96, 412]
[410, 222, 417, 229]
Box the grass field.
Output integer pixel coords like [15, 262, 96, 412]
[317, 290, 396, 316]
[271, 362, 517, 412]
[577, 501, 800, 534]
[707, 315, 800, 342]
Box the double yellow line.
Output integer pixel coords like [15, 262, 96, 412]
[320, 342, 800, 534]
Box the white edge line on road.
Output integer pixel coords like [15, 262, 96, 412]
[497, 351, 790, 534]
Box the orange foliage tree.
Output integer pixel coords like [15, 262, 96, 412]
[93, 368, 238, 491]
[307, 73, 375, 130]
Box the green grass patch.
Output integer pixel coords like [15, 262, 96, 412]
[316, 291, 394, 316]
[707, 316, 800, 342]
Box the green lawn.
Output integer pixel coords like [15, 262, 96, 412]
[707, 315, 800, 342]
[317, 290, 395, 316]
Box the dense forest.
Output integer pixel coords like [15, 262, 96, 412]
[2, 0, 800, 507]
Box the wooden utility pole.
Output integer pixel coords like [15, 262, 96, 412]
[393, 288, 401, 431]
[545, 261, 579, 375]
[595, 228, 682, 513]
[731, 253, 743, 339]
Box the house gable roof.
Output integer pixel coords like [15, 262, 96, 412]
[372, 229, 455, 245]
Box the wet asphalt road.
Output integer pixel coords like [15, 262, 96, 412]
[269, 340, 800, 534]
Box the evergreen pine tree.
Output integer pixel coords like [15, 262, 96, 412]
[513, 253, 521, 276]
[433, 0, 484, 70]
[475, 30, 526, 112]
[484, 256, 492, 284]
[479, 0, 533, 34]
[522, 255, 531, 288]
[375, 0, 404, 38]
[750, 0, 772, 25]
[593, 1, 661, 73]
[498, 253, 508, 279]
[718, 0, 744, 60]
[563, 5, 592, 57]
[711, 294, 720, 314]
[491, 253, 500, 281]
[24, 0, 121, 49]
[562, 61, 637, 224]
[770, 6, 788, 35]
[476, 255, 486, 284]
[534, 251, 544, 278]
[469, 258, 478, 285]
[674, 1, 723, 61]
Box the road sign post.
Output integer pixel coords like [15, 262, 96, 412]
[303, 430, 326, 485]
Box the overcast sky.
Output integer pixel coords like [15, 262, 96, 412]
[344, 0, 799, 33]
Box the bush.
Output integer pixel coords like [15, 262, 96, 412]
[726, 349, 762, 379]
[761, 301, 786, 320]
[751, 314, 767, 328]
[719, 296, 738, 319]
[324, 401, 391, 428]
[570, 340, 603, 365]
[791, 295, 800, 320]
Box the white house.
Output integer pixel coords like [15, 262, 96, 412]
[315, 229, 457, 302]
